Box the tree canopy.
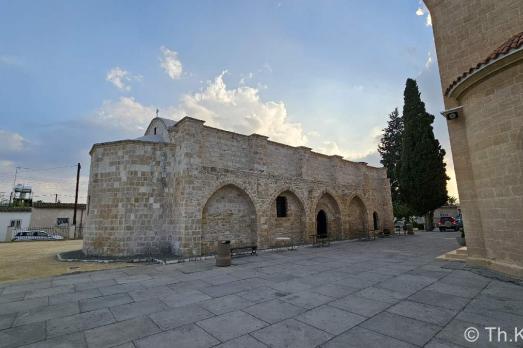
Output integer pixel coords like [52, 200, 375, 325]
[398, 78, 448, 217]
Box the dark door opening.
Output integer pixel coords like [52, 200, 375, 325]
[317, 210, 327, 237]
[373, 212, 379, 230]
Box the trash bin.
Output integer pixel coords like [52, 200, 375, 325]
[216, 240, 231, 267]
[406, 223, 414, 235]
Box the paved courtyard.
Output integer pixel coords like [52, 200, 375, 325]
[0, 232, 522, 348]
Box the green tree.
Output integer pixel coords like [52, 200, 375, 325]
[399, 78, 449, 230]
[447, 196, 458, 206]
[378, 108, 403, 204]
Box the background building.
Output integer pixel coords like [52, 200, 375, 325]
[84, 117, 394, 257]
[0, 207, 31, 242]
[30, 202, 86, 229]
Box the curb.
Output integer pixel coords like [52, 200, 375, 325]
[56, 238, 360, 265]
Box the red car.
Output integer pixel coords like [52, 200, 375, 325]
[437, 216, 459, 231]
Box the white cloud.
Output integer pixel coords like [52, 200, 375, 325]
[416, 2, 432, 27]
[315, 126, 382, 161]
[106, 67, 141, 91]
[91, 97, 156, 133]
[0, 130, 28, 154]
[160, 46, 183, 79]
[90, 72, 384, 163]
[177, 71, 307, 146]
[426, 13, 432, 26]
[425, 51, 433, 69]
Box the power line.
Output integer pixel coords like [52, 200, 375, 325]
[16, 165, 78, 172]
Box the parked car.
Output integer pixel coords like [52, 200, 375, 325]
[12, 230, 64, 241]
[437, 217, 459, 231]
[394, 219, 405, 231]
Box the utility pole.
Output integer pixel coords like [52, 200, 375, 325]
[9, 166, 20, 207]
[73, 163, 81, 225]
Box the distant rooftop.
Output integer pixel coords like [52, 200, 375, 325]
[32, 202, 86, 209]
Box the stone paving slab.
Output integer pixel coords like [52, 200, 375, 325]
[214, 334, 267, 348]
[330, 294, 391, 317]
[251, 318, 332, 348]
[46, 308, 115, 338]
[196, 310, 267, 342]
[14, 302, 79, 326]
[322, 326, 417, 348]
[0, 232, 522, 347]
[244, 299, 305, 324]
[49, 288, 102, 306]
[199, 294, 254, 315]
[386, 300, 458, 326]
[295, 305, 365, 335]
[0, 322, 46, 348]
[134, 324, 219, 348]
[19, 332, 87, 348]
[79, 293, 133, 312]
[149, 304, 214, 330]
[84, 316, 160, 348]
[110, 299, 168, 321]
[360, 311, 442, 346]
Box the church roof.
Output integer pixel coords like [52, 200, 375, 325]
[445, 31, 523, 96]
[157, 117, 177, 128]
[134, 134, 168, 143]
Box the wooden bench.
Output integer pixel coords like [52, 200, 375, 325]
[230, 245, 257, 256]
[309, 234, 330, 247]
[274, 237, 296, 250]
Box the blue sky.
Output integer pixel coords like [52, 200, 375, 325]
[0, 0, 456, 203]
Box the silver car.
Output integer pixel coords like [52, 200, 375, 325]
[12, 230, 64, 241]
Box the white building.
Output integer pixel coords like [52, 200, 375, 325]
[0, 207, 31, 242]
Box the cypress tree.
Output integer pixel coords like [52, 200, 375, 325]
[399, 78, 449, 229]
[378, 108, 403, 204]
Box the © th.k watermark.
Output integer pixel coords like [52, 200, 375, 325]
[464, 326, 523, 343]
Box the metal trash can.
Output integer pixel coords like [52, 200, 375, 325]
[216, 240, 231, 267]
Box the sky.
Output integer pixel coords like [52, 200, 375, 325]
[0, 0, 457, 204]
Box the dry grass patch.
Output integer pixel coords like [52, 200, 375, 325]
[0, 240, 134, 284]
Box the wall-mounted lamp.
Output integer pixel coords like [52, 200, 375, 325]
[441, 106, 463, 121]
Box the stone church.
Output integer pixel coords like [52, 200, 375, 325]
[426, 0, 523, 278]
[83, 116, 394, 257]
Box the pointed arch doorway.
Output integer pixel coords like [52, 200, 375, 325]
[316, 210, 327, 237]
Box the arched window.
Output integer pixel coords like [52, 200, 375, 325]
[276, 196, 287, 217]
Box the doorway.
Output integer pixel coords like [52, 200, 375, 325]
[317, 210, 327, 237]
[373, 212, 379, 231]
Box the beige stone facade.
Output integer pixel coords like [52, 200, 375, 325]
[83, 117, 394, 257]
[425, 0, 523, 277]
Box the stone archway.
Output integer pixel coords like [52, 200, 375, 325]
[315, 192, 342, 240]
[269, 190, 306, 246]
[201, 184, 257, 255]
[348, 196, 367, 238]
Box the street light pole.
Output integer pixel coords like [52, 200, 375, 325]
[73, 163, 81, 225]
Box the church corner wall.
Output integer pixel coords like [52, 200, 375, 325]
[83, 140, 177, 257]
[425, 0, 523, 278]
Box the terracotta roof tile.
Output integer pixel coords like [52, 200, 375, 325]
[445, 31, 523, 96]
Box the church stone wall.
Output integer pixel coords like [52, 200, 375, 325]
[425, 0, 523, 277]
[84, 116, 394, 257]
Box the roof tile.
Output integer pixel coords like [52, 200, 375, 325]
[445, 31, 523, 96]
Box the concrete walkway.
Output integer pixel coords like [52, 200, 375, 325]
[0, 232, 522, 348]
